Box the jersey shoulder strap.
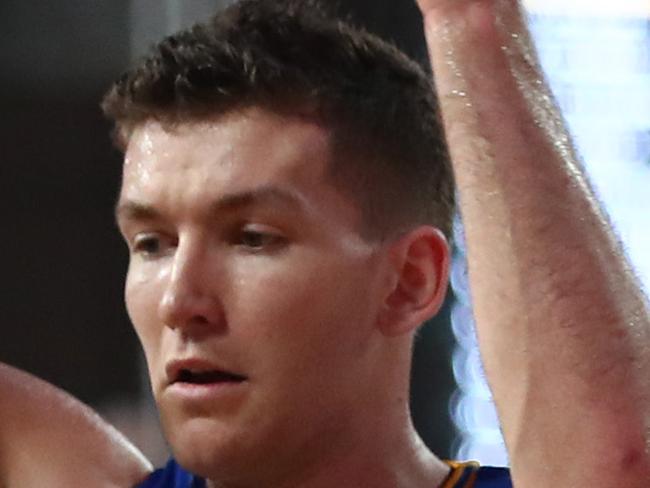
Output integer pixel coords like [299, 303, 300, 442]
[442, 460, 512, 488]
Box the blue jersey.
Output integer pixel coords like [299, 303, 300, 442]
[442, 461, 512, 488]
[137, 459, 511, 487]
[137, 459, 205, 488]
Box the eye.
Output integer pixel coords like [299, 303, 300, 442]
[236, 226, 286, 251]
[132, 233, 175, 258]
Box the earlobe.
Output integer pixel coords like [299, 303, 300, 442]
[377, 227, 450, 337]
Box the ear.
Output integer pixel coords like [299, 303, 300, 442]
[377, 226, 450, 337]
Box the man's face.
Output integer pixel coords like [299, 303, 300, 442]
[116, 108, 392, 481]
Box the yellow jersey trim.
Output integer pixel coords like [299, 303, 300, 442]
[442, 460, 481, 488]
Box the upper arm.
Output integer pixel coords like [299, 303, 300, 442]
[0, 363, 153, 488]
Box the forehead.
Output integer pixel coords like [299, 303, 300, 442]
[119, 108, 360, 226]
[124, 108, 329, 180]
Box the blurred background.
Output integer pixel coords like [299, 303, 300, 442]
[0, 0, 648, 468]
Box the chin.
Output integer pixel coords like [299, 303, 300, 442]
[164, 415, 256, 482]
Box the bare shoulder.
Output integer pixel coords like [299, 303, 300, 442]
[0, 362, 152, 488]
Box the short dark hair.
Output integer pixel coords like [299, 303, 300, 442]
[102, 0, 454, 240]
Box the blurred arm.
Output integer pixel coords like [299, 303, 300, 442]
[0, 362, 152, 488]
[415, 0, 650, 486]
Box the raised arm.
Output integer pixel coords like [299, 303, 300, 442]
[415, 0, 650, 486]
[0, 362, 152, 488]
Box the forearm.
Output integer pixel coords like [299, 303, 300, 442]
[419, 0, 650, 485]
[0, 362, 152, 487]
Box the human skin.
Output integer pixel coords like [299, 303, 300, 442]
[116, 107, 451, 488]
[416, 0, 650, 486]
[5, 1, 648, 486]
[0, 363, 152, 488]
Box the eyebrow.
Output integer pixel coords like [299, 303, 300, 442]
[115, 186, 306, 225]
[114, 200, 161, 225]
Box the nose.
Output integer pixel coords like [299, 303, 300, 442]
[158, 237, 226, 335]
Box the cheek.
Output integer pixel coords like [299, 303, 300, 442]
[230, 251, 378, 364]
[124, 264, 166, 360]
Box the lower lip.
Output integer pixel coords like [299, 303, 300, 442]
[166, 380, 248, 402]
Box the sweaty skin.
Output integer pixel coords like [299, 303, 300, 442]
[416, 0, 650, 486]
[117, 109, 452, 488]
[0, 363, 152, 488]
[3, 2, 648, 486]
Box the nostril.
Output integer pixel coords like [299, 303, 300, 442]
[158, 283, 226, 334]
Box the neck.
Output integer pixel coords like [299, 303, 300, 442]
[283, 421, 450, 488]
[208, 340, 451, 488]
[207, 409, 450, 488]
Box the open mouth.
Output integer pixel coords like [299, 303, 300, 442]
[174, 369, 247, 385]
